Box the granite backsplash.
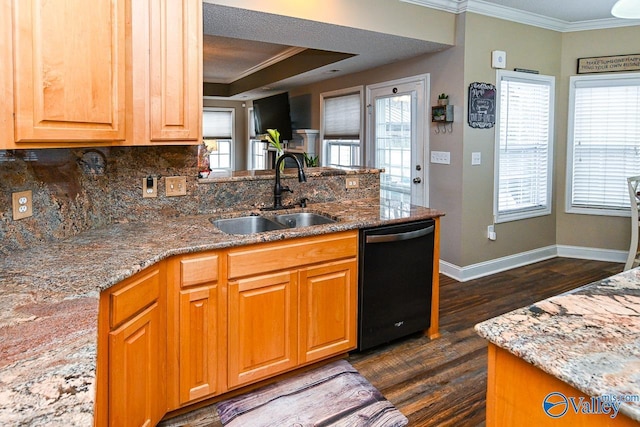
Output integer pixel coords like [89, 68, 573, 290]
[0, 146, 379, 255]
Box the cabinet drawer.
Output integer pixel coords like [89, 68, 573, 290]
[227, 231, 358, 280]
[110, 267, 161, 329]
[179, 253, 219, 287]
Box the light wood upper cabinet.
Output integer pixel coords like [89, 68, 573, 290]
[129, 0, 202, 145]
[1, 0, 14, 148]
[12, 0, 126, 144]
[1, 0, 202, 148]
[150, 0, 202, 142]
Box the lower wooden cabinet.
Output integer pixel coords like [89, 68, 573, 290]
[97, 263, 166, 427]
[299, 259, 357, 364]
[109, 303, 165, 427]
[167, 251, 223, 410]
[228, 270, 298, 388]
[226, 231, 358, 389]
[97, 231, 358, 425]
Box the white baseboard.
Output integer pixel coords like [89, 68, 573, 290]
[440, 245, 626, 282]
[555, 245, 628, 263]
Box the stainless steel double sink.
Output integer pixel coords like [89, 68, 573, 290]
[210, 212, 337, 235]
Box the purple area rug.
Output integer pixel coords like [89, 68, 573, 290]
[216, 359, 408, 427]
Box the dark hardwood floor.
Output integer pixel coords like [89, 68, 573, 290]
[161, 257, 622, 427]
[348, 257, 622, 426]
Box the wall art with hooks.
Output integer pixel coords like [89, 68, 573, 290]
[432, 104, 454, 134]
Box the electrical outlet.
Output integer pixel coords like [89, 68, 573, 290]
[430, 151, 451, 164]
[142, 177, 157, 198]
[12, 190, 33, 220]
[165, 176, 187, 197]
[345, 177, 360, 189]
[487, 225, 497, 241]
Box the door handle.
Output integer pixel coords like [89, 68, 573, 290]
[413, 177, 422, 184]
[365, 225, 434, 243]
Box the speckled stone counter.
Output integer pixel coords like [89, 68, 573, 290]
[0, 197, 443, 426]
[475, 268, 640, 422]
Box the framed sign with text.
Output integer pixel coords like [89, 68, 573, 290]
[468, 82, 496, 129]
[577, 54, 640, 74]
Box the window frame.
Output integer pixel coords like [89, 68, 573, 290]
[493, 70, 555, 224]
[247, 107, 268, 170]
[202, 107, 234, 172]
[565, 72, 640, 217]
[320, 86, 364, 167]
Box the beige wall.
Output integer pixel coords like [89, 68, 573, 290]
[556, 26, 640, 252]
[459, 14, 562, 266]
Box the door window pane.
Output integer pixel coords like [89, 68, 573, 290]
[375, 94, 412, 204]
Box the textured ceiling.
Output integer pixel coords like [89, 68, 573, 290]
[202, 3, 449, 99]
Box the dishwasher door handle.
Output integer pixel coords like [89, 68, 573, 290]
[365, 225, 434, 244]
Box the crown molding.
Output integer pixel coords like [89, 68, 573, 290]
[400, 0, 640, 32]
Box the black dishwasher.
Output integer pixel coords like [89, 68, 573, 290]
[357, 219, 435, 351]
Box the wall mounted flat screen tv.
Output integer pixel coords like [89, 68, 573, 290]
[253, 92, 293, 141]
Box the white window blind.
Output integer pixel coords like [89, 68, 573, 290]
[322, 90, 362, 167]
[324, 93, 361, 139]
[495, 71, 554, 223]
[203, 110, 232, 138]
[568, 74, 640, 214]
[202, 108, 233, 170]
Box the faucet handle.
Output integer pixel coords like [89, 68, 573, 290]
[299, 197, 308, 208]
[282, 185, 292, 194]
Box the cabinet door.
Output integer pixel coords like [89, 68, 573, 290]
[1, 0, 13, 148]
[178, 285, 218, 405]
[299, 259, 358, 364]
[148, 0, 201, 142]
[109, 303, 165, 427]
[228, 271, 298, 388]
[12, 0, 126, 143]
[167, 251, 222, 409]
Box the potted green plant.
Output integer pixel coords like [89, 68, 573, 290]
[303, 152, 319, 167]
[265, 129, 285, 170]
[438, 93, 449, 106]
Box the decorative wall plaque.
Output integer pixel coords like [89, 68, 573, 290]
[468, 82, 496, 129]
[577, 54, 640, 74]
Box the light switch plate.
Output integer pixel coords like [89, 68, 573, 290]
[430, 151, 451, 165]
[165, 176, 187, 197]
[472, 152, 482, 166]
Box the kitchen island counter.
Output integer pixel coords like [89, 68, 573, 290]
[475, 268, 640, 424]
[0, 197, 443, 426]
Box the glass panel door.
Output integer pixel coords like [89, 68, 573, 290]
[368, 77, 428, 207]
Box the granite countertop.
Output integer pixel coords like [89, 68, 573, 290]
[475, 268, 640, 422]
[200, 166, 376, 182]
[0, 197, 443, 426]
